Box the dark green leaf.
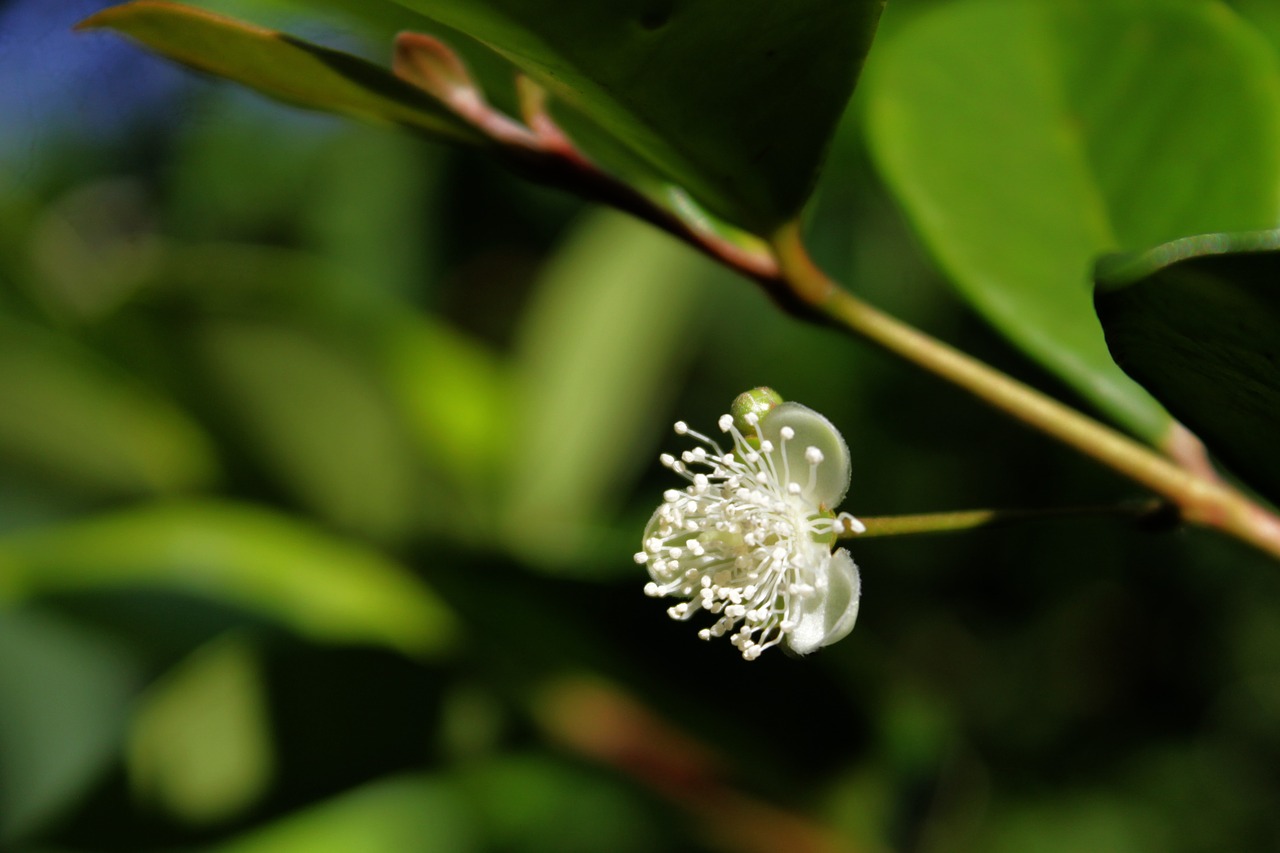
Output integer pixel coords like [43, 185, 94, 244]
[388, 0, 885, 233]
[1095, 229, 1280, 503]
[79, 1, 481, 144]
[460, 755, 663, 853]
[865, 0, 1280, 442]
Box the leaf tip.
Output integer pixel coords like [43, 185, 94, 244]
[74, 1, 163, 32]
[73, 7, 115, 32]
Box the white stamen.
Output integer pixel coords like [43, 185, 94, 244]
[639, 399, 859, 660]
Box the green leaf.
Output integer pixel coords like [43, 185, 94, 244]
[388, 0, 885, 233]
[0, 317, 218, 497]
[1232, 0, 1280, 57]
[0, 501, 457, 658]
[0, 610, 139, 843]
[196, 320, 420, 540]
[78, 1, 481, 144]
[128, 635, 273, 826]
[379, 316, 511, 536]
[212, 773, 478, 850]
[978, 794, 1161, 853]
[459, 755, 663, 853]
[211, 775, 476, 853]
[865, 0, 1280, 442]
[1095, 229, 1280, 504]
[501, 212, 712, 573]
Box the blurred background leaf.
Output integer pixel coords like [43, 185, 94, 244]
[127, 633, 274, 825]
[0, 316, 218, 498]
[501, 211, 713, 573]
[194, 320, 421, 539]
[0, 502, 457, 657]
[209, 775, 476, 853]
[0, 610, 140, 844]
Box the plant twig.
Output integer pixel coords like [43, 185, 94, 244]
[845, 500, 1172, 540]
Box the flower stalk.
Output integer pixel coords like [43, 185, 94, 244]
[847, 500, 1171, 540]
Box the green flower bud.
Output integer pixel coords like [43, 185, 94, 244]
[730, 386, 784, 436]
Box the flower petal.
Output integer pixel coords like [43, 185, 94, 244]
[758, 402, 852, 508]
[786, 548, 860, 655]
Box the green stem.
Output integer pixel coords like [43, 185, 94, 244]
[846, 501, 1170, 540]
[768, 223, 1280, 560]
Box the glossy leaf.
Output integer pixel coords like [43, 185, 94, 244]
[0, 501, 457, 658]
[1095, 230, 1280, 503]
[865, 0, 1280, 441]
[388, 0, 885, 233]
[79, 1, 481, 144]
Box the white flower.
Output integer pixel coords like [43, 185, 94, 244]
[636, 397, 864, 660]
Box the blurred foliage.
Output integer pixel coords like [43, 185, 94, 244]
[3, 1, 1280, 852]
